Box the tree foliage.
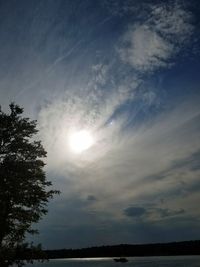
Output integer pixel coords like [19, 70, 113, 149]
[0, 103, 59, 266]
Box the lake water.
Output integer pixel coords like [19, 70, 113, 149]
[25, 255, 200, 267]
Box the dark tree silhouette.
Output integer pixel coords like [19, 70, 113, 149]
[0, 103, 59, 266]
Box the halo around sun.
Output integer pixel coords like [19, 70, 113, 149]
[68, 130, 94, 154]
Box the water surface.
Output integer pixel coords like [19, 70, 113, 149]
[25, 255, 200, 267]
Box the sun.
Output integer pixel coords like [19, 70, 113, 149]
[68, 130, 94, 154]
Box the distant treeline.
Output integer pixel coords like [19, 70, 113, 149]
[44, 240, 200, 259]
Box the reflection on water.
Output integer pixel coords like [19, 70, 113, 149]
[25, 255, 200, 267]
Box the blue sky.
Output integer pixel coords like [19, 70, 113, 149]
[1, 0, 200, 249]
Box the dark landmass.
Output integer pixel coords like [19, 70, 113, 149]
[44, 240, 200, 259]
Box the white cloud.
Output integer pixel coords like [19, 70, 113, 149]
[119, 2, 194, 72]
[38, 91, 200, 222]
[37, 63, 139, 177]
[149, 3, 194, 43]
[120, 25, 173, 72]
[88, 98, 199, 216]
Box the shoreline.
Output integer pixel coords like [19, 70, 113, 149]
[44, 240, 200, 259]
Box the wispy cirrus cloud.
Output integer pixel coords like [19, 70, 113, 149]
[119, 2, 194, 72]
[119, 25, 173, 72]
[149, 3, 194, 43]
[38, 91, 200, 224]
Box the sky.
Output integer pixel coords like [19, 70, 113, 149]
[1, 0, 200, 249]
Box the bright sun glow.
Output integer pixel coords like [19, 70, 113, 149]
[69, 130, 94, 154]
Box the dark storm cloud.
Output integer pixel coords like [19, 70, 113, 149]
[124, 206, 147, 218]
[155, 208, 185, 218]
[87, 195, 98, 202]
[124, 204, 185, 221]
